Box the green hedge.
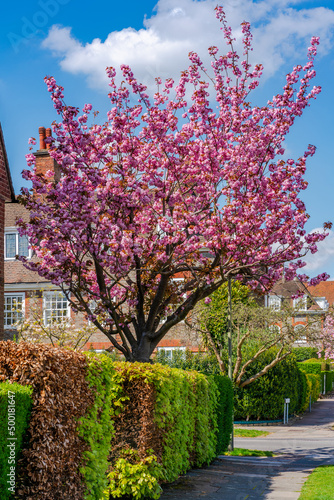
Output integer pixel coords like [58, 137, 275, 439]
[154, 351, 232, 454]
[102, 362, 232, 499]
[78, 353, 124, 500]
[211, 374, 233, 454]
[307, 373, 321, 403]
[321, 371, 334, 394]
[292, 347, 319, 362]
[299, 362, 333, 395]
[234, 349, 309, 420]
[0, 382, 33, 500]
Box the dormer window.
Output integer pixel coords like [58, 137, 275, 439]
[293, 295, 307, 311]
[5, 229, 31, 260]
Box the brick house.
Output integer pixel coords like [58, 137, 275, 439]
[0, 124, 16, 341]
[267, 278, 331, 346]
[4, 127, 201, 355]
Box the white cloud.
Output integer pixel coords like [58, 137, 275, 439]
[302, 228, 334, 276]
[42, 0, 334, 93]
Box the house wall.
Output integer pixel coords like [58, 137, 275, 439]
[0, 125, 15, 340]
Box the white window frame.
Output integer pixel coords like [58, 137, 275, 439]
[43, 291, 70, 326]
[293, 295, 307, 312]
[157, 346, 186, 359]
[4, 293, 25, 329]
[268, 295, 281, 311]
[4, 228, 32, 260]
[294, 324, 307, 343]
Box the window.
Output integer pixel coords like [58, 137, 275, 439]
[5, 231, 31, 259]
[314, 298, 329, 311]
[293, 296, 307, 311]
[157, 346, 186, 359]
[268, 295, 281, 311]
[294, 324, 307, 343]
[43, 291, 70, 325]
[4, 294, 25, 328]
[269, 324, 281, 334]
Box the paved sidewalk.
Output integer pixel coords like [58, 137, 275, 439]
[159, 395, 334, 499]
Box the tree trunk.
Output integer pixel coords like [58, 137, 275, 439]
[131, 334, 155, 363]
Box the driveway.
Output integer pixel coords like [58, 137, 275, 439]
[159, 395, 334, 499]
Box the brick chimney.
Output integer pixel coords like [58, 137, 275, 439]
[34, 126, 60, 182]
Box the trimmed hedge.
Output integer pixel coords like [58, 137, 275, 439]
[299, 362, 333, 395]
[321, 371, 334, 394]
[0, 342, 118, 500]
[0, 343, 233, 500]
[78, 353, 123, 500]
[0, 382, 33, 500]
[307, 373, 321, 403]
[154, 350, 233, 454]
[211, 374, 233, 454]
[234, 349, 310, 421]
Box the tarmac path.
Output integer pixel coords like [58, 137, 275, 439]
[159, 394, 334, 500]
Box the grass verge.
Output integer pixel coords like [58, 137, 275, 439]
[234, 428, 270, 438]
[298, 465, 334, 500]
[222, 448, 274, 457]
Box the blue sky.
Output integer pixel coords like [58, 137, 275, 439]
[1, 0, 334, 279]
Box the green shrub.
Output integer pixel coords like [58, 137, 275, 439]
[292, 347, 319, 362]
[234, 349, 306, 420]
[155, 350, 233, 454]
[306, 373, 320, 403]
[155, 349, 221, 375]
[0, 382, 33, 500]
[107, 361, 230, 497]
[102, 449, 163, 500]
[296, 369, 311, 414]
[321, 371, 334, 394]
[78, 353, 124, 500]
[211, 375, 233, 454]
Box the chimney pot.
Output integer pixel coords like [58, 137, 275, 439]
[39, 127, 46, 150]
[45, 128, 52, 150]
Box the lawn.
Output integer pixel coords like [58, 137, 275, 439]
[234, 428, 270, 438]
[222, 448, 274, 457]
[298, 465, 334, 500]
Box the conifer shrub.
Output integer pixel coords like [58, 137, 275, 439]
[306, 373, 321, 403]
[234, 349, 308, 420]
[0, 381, 33, 499]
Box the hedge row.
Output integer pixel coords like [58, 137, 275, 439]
[298, 361, 333, 395]
[0, 342, 233, 500]
[104, 362, 232, 498]
[0, 342, 118, 500]
[0, 382, 33, 500]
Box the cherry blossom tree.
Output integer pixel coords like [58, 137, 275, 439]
[318, 314, 334, 360]
[18, 8, 328, 362]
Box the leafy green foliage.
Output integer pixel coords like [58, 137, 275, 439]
[109, 361, 230, 494]
[321, 371, 334, 394]
[234, 349, 309, 420]
[201, 281, 255, 348]
[306, 373, 321, 403]
[102, 449, 163, 500]
[0, 382, 33, 499]
[155, 351, 233, 455]
[155, 349, 221, 375]
[78, 353, 124, 500]
[292, 347, 319, 362]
